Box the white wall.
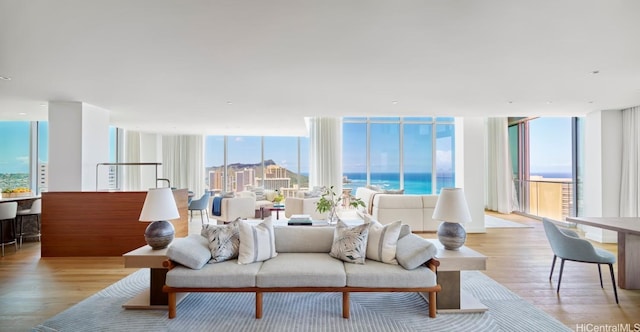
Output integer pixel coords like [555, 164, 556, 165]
[583, 109, 620, 243]
[457, 117, 486, 233]
[48, 101, 110, 191]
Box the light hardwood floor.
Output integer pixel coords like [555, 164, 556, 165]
[0, 212, 638, 331]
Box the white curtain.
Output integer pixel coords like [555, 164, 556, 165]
[123, 130, 142, 191]
[162, 135, 205, 196]
[309, 117, 343, 192]
[620, 106, 640, 217]
[485, 117, 517, 213]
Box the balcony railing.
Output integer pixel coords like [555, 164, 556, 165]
[514, 178, 574, 221]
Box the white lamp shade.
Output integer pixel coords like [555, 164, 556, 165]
[139, 187, 180, 222]
[432, 188, 472, 224]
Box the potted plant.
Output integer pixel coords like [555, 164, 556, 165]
[315, 185, 365, 224]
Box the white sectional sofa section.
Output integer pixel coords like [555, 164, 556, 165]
[355, 187, 440, 232]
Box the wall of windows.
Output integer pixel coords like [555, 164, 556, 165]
[205, 136, 309, 196]
[509, 117, 582, 220]
[343, 117, 455, 195]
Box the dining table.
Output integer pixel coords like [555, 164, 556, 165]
[566, 217, 640, 289]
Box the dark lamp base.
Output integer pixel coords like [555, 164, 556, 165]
[144, 220, 175, 250]
[437, 221, 466, 250]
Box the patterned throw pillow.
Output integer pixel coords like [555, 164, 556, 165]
[201, 221, 240, 263]
[238, 219, 277, 264]
[365, 218, 402, 264]
[329, 220, 371, 264]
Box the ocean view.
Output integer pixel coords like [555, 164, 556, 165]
[342, 172, 455, 195]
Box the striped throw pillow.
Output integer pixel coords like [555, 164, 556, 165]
[238, 219, 277, 264]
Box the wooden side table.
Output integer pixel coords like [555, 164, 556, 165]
[122, 244, 188, 309]
[423, 239, 488, 313]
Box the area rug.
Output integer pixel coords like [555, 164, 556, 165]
[33, 269, 569, 332]
[485, 215, 533, 228]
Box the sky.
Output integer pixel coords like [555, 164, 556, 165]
[528, 117, 572, 175]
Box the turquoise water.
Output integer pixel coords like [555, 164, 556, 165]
[342, 172, 454, 195]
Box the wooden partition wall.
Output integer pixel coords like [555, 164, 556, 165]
[41, 189, 189, 257]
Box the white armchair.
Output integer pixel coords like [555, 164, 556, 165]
[210, 194, 254, 223]
[284, 196, 327, 220]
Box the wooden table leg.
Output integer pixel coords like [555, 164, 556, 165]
[150, 268, 168, 305]
[619, 232, 640, 289]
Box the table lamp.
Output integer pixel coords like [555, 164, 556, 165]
[432, 188, 472, 250]
[139, 187, 180, 250]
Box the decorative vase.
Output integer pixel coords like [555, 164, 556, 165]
[327, 205, 339, 225]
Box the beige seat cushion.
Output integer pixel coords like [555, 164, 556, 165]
[256, 253, 346, 287]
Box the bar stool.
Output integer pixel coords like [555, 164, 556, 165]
[17, 198, 41, 247]
[0, 202, 18, 256]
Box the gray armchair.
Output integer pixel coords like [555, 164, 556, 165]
[542, 217, 618, 304]
[188, 192, 211, 225]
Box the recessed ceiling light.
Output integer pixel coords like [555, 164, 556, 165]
[18, 112, 27, 115]
[40, 103, 47, 107]
[0, 76, 11, 81]
[391, 101, 399, 105]
[591, 70, 600, 74]
[546, 101, 553, 104]
[588, 101, 594, 104]
[507, 101, 514, 104]
[226, 101, 232, 105]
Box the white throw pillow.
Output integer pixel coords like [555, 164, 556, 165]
[329, 220, 371, 264]
[365, 218, 402, 264]
[201, 221, 240, 263]
[238, 219, 277, 264]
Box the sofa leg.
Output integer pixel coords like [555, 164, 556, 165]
[342, 292, 350, 319]
[168, 292, 176, 319]
[428, 291, 437, 318]
[256, 292, 263, 319]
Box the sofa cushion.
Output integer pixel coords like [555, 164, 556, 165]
[201, 221, 240, 263]
[396, 234, 438, 270]
[329, 220, 371, 264]
[366, 219, 402, 264]
[166, 260, 262, 288]
[166, 234, 211, 270]
[238, 219, 277, 264]
[345, 259, 437, 288]
[257, 253, 346, 287]
[274, 226, 334, 253]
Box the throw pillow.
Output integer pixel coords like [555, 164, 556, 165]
[201, 221, 240, 263]
[396, 234, 438, 270]
[166, 234, 211, 270]
[366, 219, 402, 264]
[329, 220, 371, 264]
[383, 189, 404, 194]
[238, 219, 277, 264]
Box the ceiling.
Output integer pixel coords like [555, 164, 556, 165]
[1, 0, 640, 136]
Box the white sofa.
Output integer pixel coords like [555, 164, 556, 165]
[355, 187, 439, 232]
[163, 225, 441, 319]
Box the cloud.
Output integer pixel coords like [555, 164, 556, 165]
[436, 150, 452, 170]
[234, 137, 243, 142]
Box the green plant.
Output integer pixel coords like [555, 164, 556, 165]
[315, 185, 365, 214]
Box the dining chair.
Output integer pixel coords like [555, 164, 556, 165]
[17, 198, 42, 247]
[0, 202, 18, 256]
[542, 217, 619, 304]
[188, 192, 211, 225]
